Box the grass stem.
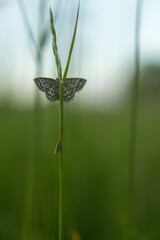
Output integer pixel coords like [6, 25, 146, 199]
[127, 1, 143, 239]
[50, 3, 80, 239]
[50, 7, 63, 240]
[58, 79, 64, 240]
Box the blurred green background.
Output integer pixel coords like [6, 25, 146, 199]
[1, 95, 160, 240]
[1, 0, 160, 240]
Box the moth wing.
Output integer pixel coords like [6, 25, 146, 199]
[34, 77, 59, 102]
[63, 78, 87, 103]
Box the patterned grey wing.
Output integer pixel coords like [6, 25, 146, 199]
[34, 77, 59, 102]
[63, 78, 87, 103]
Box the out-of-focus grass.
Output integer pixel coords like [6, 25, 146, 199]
[0, 100, 160, 240]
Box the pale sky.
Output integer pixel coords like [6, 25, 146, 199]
[1, 0, 160, 107]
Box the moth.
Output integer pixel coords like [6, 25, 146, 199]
[34, 77, 87, 103]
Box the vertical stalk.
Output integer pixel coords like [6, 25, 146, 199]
[50, 3, 80, 239]
[127, 1, 143, 240]
[59, 80, 64, 240]
[21, 56, 42, 240]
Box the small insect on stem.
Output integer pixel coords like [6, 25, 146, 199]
[55, 141, 63, 154]
[34, 77, 87, 103]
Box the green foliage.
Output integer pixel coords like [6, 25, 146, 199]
[0, 103, 160, 240]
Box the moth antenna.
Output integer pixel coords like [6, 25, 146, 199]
[48, 67, 57, 79]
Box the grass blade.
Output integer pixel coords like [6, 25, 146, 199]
[63, 1, 80, 80]
[127, 1, 143, 239]
[17, 0, 41, 59]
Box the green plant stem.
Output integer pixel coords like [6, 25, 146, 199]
[49, 3, 80, 239]
[59, 153, 63, 240]
[21, 57, 42, 240]
[59, 80, 64, 240]
[127, 1, 143, 240]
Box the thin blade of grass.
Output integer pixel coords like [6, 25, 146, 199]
[63, 1, 80, 80]
[127, 1, 143, 240]
[17, 0, 41, 59]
